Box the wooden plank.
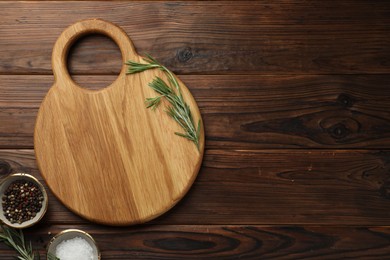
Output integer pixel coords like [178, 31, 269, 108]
[1, 149, 390, 225]
[1, 75, 390, 149]
[2, 225, 390, 259]
[0, 1, 390, 74]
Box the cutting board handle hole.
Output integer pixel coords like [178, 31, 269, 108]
[66, 34, 122, 90]
[52, 19, 138, 91]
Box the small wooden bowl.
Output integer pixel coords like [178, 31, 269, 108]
[47, 229, 101, 260]
[0, 173, 48, 228]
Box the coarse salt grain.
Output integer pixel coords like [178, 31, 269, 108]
[55, 236, 95, 260]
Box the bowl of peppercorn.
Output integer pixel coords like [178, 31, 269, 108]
[0, 173, 48, 228]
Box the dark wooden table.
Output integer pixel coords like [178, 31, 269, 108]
[1, 1, 390, 259]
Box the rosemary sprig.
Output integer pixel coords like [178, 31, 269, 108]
[126, 54, 201, 150]
[0, 225, 60, 260]
[0, 225, 37, 260]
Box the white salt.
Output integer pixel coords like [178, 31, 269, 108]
[55, 236, 95, 260]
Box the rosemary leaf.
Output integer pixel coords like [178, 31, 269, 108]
[148, 77, 173, 96]
[175, 132, 194, 141]
[145, 96, 162, 110]
[0, 225, 39, 260]
[143, 53, 160, 65]
[125, 60, 159, 74]
[126, 54, 201, 150]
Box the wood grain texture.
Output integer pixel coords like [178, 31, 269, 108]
[1, 75, 389, 149]
[0, 1, 390, 75]
[1, 1, 390, 258]
[34, 19, 204, 225]
[1, 149, 390, 225]
[1, 225, 390, 259]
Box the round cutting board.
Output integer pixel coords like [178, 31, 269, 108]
[34, 19, 204, 226]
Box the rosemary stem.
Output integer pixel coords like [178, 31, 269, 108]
[126, 54, 201, 151]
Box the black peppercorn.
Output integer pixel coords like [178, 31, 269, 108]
[2, 180, 44, 224]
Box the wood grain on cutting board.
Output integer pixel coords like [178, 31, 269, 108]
[34, 19, 205, 226]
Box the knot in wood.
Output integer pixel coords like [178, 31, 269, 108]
[337, 94, 355, 107]
[177, 47, 193, 63]
[328, 123, 349, 139]
[0, 161, 11, 176]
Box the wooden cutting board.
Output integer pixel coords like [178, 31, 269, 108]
[34, 19, 204, 226]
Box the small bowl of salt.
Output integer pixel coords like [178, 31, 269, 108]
[47, 229, 100, 260]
